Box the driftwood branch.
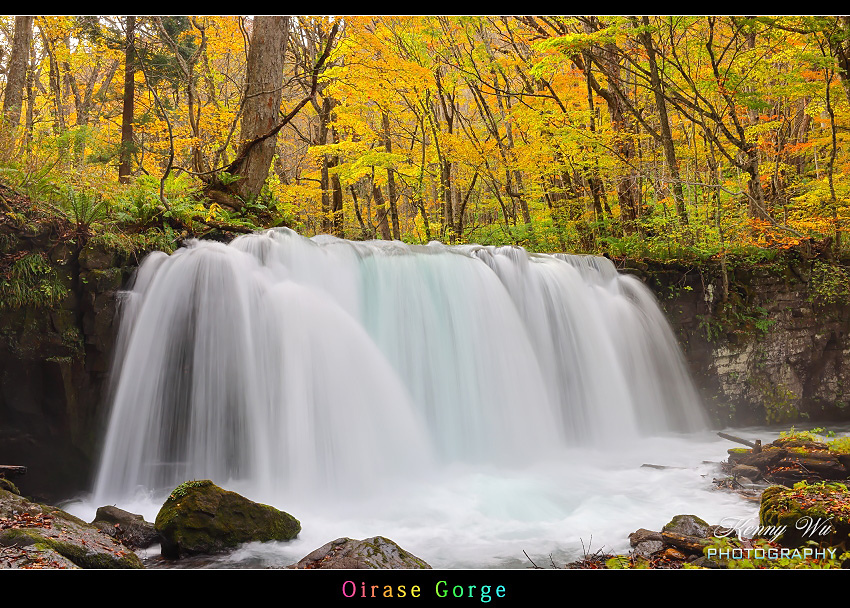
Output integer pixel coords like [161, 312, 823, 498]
[717, 432, 758, 449]
[523, 549, 543, 569]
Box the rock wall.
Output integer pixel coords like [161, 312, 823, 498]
[622, 256, 850, 427]
[0, 235, 135, 502]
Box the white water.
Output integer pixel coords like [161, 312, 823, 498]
[70, 228, 759, 567]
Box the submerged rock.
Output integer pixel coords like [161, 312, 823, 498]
[0, 488, 143, 568]
[154, 480, 300, 559]
[290, 536, 431, 569]
[92, 505, 160, 549]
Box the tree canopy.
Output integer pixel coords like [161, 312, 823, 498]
[1, 15, 849, 260]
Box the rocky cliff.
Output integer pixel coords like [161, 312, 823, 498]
[622, 253, 850, 427]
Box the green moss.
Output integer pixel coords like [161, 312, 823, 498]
[827, 437, 850, 454]
[0, 478, 20, 494]
[0, 525, 142, 568]
[809, 261, 850, 307]
[751, 378, 799, 424]
[760, 482, 850, 549]
[166, 479, 214, 503]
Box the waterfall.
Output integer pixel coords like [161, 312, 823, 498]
[92, 228, 707, 505]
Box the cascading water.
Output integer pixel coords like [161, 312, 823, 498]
[85, 228, 752, 568]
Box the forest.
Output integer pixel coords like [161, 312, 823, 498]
[6, 16, 850, 573]
[1, 15, 848, 261]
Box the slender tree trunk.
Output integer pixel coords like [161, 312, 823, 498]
[39, 26, 66, 136]
[119, 16, 136, 184]
[2, 16, 33, 131]
[24, 43, 36, 155]
[455, 172, 478, 240]
[374, 179, 392, 240]
[382, 112, 401, 240]
[330, 124, 344, 238]
[331, 170, 344, 238]
[640, 16, 687, 224]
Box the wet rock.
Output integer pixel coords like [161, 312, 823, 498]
[154, 480, 300, 559]
[78, 243, 118, 270]
[632, 540, 663, 559]
[731, 464, 762, 480]
[663, 514, 712, 538]
[92, 505, 160, 549]
[0, 488, 143, 568]
[661, 547, 687, 561]
[0, 543, 80, 569]
[688, 555, 725, 569]
[290, 536, 431, 569]
[629, 528, 663, 546]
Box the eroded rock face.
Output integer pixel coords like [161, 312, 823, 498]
[0, 488, 143, 568]
[290, 536, 431, 569]
[154, 480, 300, 559]
[0, 227, 137, 502]
[625, 258, 850, 426]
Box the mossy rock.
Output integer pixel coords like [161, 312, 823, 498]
[154, 480, 301, 559]
[773, 437, 829, 451]
[759, 483, 850, 549]
[0, 488, 143, 568]
[0, 478, 20, 495]
[662, 514, 711, 538]
[78, 243, 119, 270]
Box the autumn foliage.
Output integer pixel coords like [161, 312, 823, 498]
[1, 16, 849, 260]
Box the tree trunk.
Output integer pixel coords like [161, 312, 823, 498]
[232, 16, 290, 202]
[382, 111, 401, 240]
[119, 16, 136, 184]
[40, 26, 66, 137]
[578, 28, 641, 233]
[2, 16, 33, 131]
[374, 180, 392, 240]
[640, 17, 687, 224]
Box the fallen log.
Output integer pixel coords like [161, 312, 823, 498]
[0, 465, 26, 478]
[660, 531, 711, 555]
[717, 432, 759, 449]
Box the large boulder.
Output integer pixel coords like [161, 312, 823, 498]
[290, 536, 431, 569]
[154, 480, 300, 559]
[0, 488, 143, 568]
